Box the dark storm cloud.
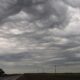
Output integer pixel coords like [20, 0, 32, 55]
[0, 0, 68, 29]
[1, 0, 80, 30]
[24, 0, 68, 29]
[0, 0, 23, 22]
[0, 52, 32, 61]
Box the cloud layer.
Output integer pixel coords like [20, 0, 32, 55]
[0, 0, 80, 73]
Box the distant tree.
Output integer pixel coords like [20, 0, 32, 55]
[0, 68, 5, 77]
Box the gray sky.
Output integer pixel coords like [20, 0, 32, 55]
[0, 0, 80, 73]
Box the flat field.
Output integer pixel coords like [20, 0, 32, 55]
[21, 73, 80, 80]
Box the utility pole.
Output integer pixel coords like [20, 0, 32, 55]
[54, 65, 57, 80]
[54, 65, 57, 73]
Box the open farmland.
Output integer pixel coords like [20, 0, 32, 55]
[1, 73, 80, 80]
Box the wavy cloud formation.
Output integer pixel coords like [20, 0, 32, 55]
[0, 0, 80, 73]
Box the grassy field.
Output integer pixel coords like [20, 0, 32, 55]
[6, 73, 80, 80]
[20, 73, 80, 80]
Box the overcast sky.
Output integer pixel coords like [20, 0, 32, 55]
[0, 0, 80, 73]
